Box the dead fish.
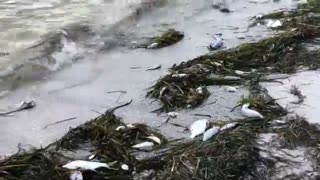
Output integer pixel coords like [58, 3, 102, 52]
[235, 70, 248, 75]
[115, 126, 126, 131]
[203, 126, 220, 141]
[196, 87, 203, 94]
[132, 142, 154, 149]
[146, 64, 161, 71]
[172, 74, 188, 78]
[0, 100, 36, 116]
[159, 87, 167, 97]
[190, 119, 209, 139]
[147, 42, 159, 49]
[88, 154, 96, 160]
[241, 103, 264, 118]
[209, 33, 223, 51]
[147, 135, 161, 144]
[213, 62, 222, 67]
[220, 122, 238, 131]
[121, 164, 129, 171]
[70, 171, 83, 180]
[127, 124, 135, 128]
[254, 13, 263, 20]
[266, 20, 282, 28]
[225, 86, 237, 93]
[63, 160, 110, 171]
[167, 112, 178, 118]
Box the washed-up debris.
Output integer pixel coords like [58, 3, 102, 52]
[202, 126, 220, 141]
[0, 100, 36, 116]
[147, 42, 159, 49]
[115, 125, 126, 131]
[241, 103, 264, 119]
[148, 17, 320, 111]
[208, 33, 224, 51]
[196, 86, 204, 94]
[236, 36, 246, 40]
[171, 73, 188, 78]
[254, 13, 263, 20]
[193, 113, 212, 118]
[159, 87, 167, 97]
[225, 86, 238, 92]
[42, 117, 77, 130]
[266, 19, 283, 28]
[189, 119, 209, 139]
[132, 142, 154, 149]
[70, 171, 83, 180]
[167, 112, 178, 118]
[220, 122, 238, 131]
[63, 160, 110, 171]
[145, 29, 184, 49]
[220, 8, 231, 13]
[235, 70, 249, 76]
[88, 154, 96, 160]
[290, 85, 306, 104]
[121, 164, 129, 171]
[146, 64, 161, 71]
[147, 135, 161, 145]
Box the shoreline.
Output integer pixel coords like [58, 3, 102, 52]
[2, 0, 320, 179]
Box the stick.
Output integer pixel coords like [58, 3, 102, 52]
[193, 114, 212, 118]
[42, 117, 77, 130]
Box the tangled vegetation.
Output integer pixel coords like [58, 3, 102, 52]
[147, 0, 320, 112]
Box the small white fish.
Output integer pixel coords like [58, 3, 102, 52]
[146, 64, 161, 71]
[167, 112, 178, 118]
[121, 164, 129, 171]
[159, 87, 167, 97]
[220, 122, 238, 131]
[235, 70, 246, 75]
[70, 171, 83, 180]
[209, 34, 223, 50]
[88, 154, 96, 160]
[127, 124, 135, 128]
[190, 119, 209, 139]
[63, 160, 110, 171]
[213, 62, 222, 67]
[255, 14, 263, 19]
[225, 86, 237, 93]
[241, 103, 264, 119]
[132, 142, 154, 149]
[267, 20, 282, 28]
[147, 135, 161, 144]
[172, 74, 188, 78]
[115, 126, 126, 131]
[203, 126, 220, 141]
[196, 87, 203, 94]
[147, 42, 159, 49]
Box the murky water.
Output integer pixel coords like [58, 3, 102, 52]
[0, 0, 303, 155]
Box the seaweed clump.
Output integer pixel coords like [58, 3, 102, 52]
[0, 103, 167, 179]
[151, 28, 184, 49]
[143, 124, 274, 180]
[140, 28, 184, 49]
[147, 1, 320, 111]
[275, 115, 320, 149]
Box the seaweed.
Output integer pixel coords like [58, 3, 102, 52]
[289, 85, 306, 104]
[147, 3, 320, 111]
[152, 28, 184, 49]
[0, 103, 167, 179]
[141, 123, 274, 180]
[275, 115, 320, 149]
